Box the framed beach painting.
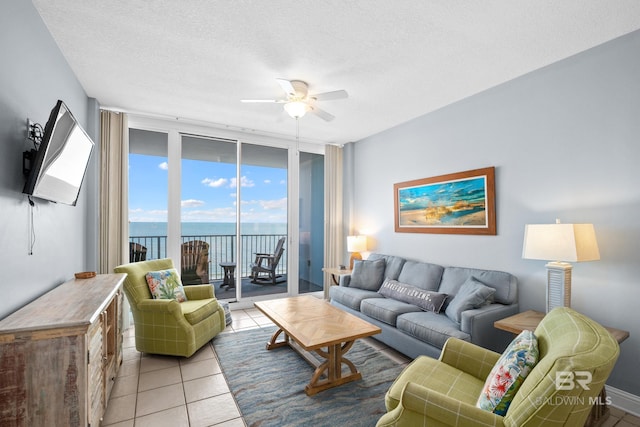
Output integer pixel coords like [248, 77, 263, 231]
[394, 167, 496, 235]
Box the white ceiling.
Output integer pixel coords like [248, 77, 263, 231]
[33, 1, 640, 145]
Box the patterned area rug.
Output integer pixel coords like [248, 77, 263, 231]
[213, 326, 405, 427]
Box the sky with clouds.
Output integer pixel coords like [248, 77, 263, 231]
[128, 154, 287, 223]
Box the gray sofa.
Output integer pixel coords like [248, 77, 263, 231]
[329, 253, 518, 359]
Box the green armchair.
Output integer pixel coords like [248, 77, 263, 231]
[114, 258, 225, 357]
[377, 307, 620, 427]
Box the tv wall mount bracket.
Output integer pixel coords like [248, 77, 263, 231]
[23, 119, 43, 177]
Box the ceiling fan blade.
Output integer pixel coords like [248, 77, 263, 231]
[276, 78, 296, 97]
[309, 105, 335, 122]
[311, 90, 348, 101]
[240, 99, 286, 103]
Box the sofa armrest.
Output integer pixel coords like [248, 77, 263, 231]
[137, 299, 182, 316]
[184, 284, 215, 300]
[135, 299, 194, 328]
[439, 338, 500, 381]
[461, 303, 520, 351]
[376, 382, 504, 427]
[339, 274, 351, 287]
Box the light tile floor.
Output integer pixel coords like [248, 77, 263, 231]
[103, 307, 640, 427]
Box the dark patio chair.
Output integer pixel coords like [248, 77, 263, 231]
[250, 237, 286, 285]
[181, 240, 210, 285]
[129, 242, 147, 262]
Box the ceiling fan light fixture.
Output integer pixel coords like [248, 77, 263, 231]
[284, 101, 308, 118]
[242, 78, 347, 121]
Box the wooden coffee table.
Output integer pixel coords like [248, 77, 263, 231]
[254, 296, 381, 395]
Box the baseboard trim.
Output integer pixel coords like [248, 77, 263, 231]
[608, 385, 640, 417]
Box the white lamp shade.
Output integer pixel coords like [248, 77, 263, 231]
[522, 223, 600, 262]
[347, 235, 367, 253]
[284, 101, 308, 118]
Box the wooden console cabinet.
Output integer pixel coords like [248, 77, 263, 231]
[0, 273, 126, 427]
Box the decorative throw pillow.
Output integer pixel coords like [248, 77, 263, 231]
[445, 276, 496, 324]
[378, 279, 448, 313]
[145, 269, 188, 302]
[477, 330, 539, 415]
[349, 259, 386, 291]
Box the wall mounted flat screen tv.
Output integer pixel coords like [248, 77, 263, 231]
[23, 100, 95, 206]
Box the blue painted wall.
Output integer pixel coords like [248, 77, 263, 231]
[347, 30, 640, 396]
[0, 0, 99, 319]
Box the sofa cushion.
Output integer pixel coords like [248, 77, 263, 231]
[368, 253, 406, 281]
[439, 266, 517, 305]
[350, 259, 386, 291]
[378, 279, 448, 313]
[361, 297, 422, 326]
[477, 330, 539, 415]
[180, 298, 220, 325]
[397, 261, 444, 291]
[397, 311, 470, 349]
[145, 268, 188, 302]
[329, 286, 383, 311]
[445, 277, 496, 324]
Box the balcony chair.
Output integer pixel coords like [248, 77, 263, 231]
[376, 307, 620, 427]
[181, 240, 210, 285]
[114, 258, 225, 357]
[129, 242, 147, 262]
[250, 236, 286, 285]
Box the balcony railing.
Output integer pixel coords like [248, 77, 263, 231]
[129, 234, 288, 282]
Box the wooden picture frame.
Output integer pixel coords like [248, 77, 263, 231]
[394, 166, 496, 235]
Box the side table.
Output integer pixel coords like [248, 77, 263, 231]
[495, 310, 629, 427]
[219, 262, 236, 289]
[322, 267, 352, 286]
[322, 267, 352, 300]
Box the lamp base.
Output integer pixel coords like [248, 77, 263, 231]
[349, 252, 362, 270]
[545, 261, 572, 312]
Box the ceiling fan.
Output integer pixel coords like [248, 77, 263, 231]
[241, 79, 348, 121]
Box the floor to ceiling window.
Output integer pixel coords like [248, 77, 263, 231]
[128, 129, 168, 261]
[127, 117, 325, 304]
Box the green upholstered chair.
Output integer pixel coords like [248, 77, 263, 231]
[114, 258, 225, 357]
[377, 307, 620, 427]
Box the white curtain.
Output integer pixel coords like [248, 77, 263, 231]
[99, 110, 129, 273]
[323, 144, 344, 299]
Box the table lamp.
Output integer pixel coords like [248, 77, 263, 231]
[522, 219, 600, 312]
[347, 235, 367, 269]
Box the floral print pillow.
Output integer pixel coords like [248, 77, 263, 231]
[477, 330, 539, 415]
[145, 268, 188, 302]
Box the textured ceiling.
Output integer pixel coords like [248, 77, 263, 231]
[32, 1, 640, 145]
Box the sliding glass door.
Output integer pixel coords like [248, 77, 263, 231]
[128, 118, 325, 303]
[181, 136, 238, 294]
[239, 143, 288, 300]
[178, 137, 289, 300]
